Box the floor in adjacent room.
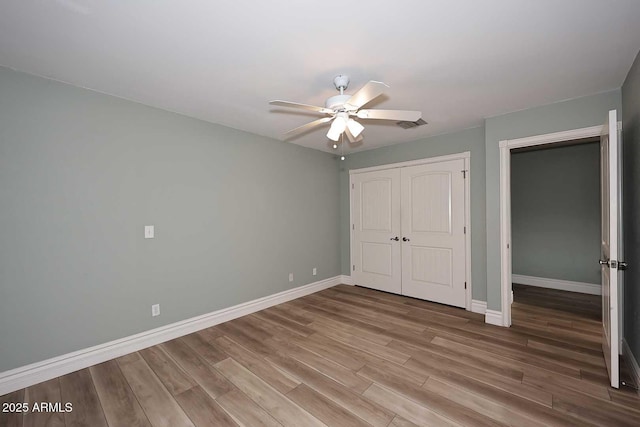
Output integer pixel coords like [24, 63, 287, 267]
[2, 284, 640, 426]
[512, 282, 602, 320]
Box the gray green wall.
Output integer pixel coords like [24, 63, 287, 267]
[0, 67, 341, 373]
[339, 127, 487, 302]
[511, 143, 601, 284]
[485, 90, 622, 310]
[622, 50, 640, 369]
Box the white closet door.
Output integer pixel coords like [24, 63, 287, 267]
[400, 159, 466, 307]
[351, 169, 402, 294]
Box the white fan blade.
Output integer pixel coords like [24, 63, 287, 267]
[284, 117, 333, 138]
[270, 100, 334, 114]
[345, 127, 363, 143]
[344, 81, 389, 111]
[356, 109, 422, 122]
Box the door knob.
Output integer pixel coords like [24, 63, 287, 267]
[390, 236, 399, 241]
[600, 259, 629, 270]
[403, 237, 410, 242]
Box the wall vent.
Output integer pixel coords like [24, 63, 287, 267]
[396, 118, 428, 129]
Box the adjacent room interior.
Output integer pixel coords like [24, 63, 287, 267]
[1, 1, 640, 426]
[510, 139, 603, 322]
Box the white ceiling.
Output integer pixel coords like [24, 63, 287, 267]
[1, 1, 639, 154]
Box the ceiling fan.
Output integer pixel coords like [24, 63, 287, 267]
[269, 75, 422, 144]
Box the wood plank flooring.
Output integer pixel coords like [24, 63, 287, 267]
[512, 283, 601, 320]
[2, 284, 640, 426]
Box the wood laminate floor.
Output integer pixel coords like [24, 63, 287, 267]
[512, 283, 601, 320]
[2, 284, 639, 426]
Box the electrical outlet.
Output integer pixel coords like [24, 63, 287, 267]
[145, 225, 155, 239]
[289, 273, 294, 282]
[312, 268, 317, 276]
[152, 304, 160, 317]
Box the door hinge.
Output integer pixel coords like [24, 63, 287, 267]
[352, 265, 355, 271]
[462, 170, 467, 179]
[464, 281, 467, 289]
[464, 226, 466, 234]
[351, 183, 354, 189]
[352, 224, 355, 230]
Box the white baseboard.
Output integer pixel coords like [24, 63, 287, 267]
[0, 275, 342, 396]
[485, 309, 505, 326]
[471, 300, 487, 314]
[339, 275, 355, 286]
[622, 338, 640, 393]
[512, 274, 601, 295]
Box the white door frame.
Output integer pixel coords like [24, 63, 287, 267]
[349, 151, 472, 311]
[499, 124, 622, 328]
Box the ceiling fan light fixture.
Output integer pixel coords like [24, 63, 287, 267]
[327, 114, 348, 141]
[326, 126, 341, 142]
[347, 119, 364, 138]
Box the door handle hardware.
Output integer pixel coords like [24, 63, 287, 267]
[390, 236, 399, 241]
[600, 259, 628, 270]
[402, 237, 410, 242]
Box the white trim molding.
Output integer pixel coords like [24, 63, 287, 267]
[499, 125, 610, 150]
[471, 300, 487, 314]
[463, 156, 473, 312]
[339, 275, 355, 286]
[499, 139, 512, 327]
[512, 274, 601, 295]
[0, 275, 342, 396]
[348, 151, 471, 175]
[485, 309, 505, 326]
[622, 339, 640, 394]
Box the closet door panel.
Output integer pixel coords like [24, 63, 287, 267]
[351, 169, 402, 293]
[401, 159, 466, 307]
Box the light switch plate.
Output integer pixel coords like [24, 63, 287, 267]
[152, 304, 160, 317]
[289, 273, 293, 282]
[312, 268, 317, 276]
[145, 225, 154, 239]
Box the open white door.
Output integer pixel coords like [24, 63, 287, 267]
[600, 109, 620, 389]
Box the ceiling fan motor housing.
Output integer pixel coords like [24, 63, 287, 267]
[325, 94, 351, 110]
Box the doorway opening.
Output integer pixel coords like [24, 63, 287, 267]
[498, 112, 625, 389]
[508, 138, 606, 389]
[510, 138, 602, 323]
